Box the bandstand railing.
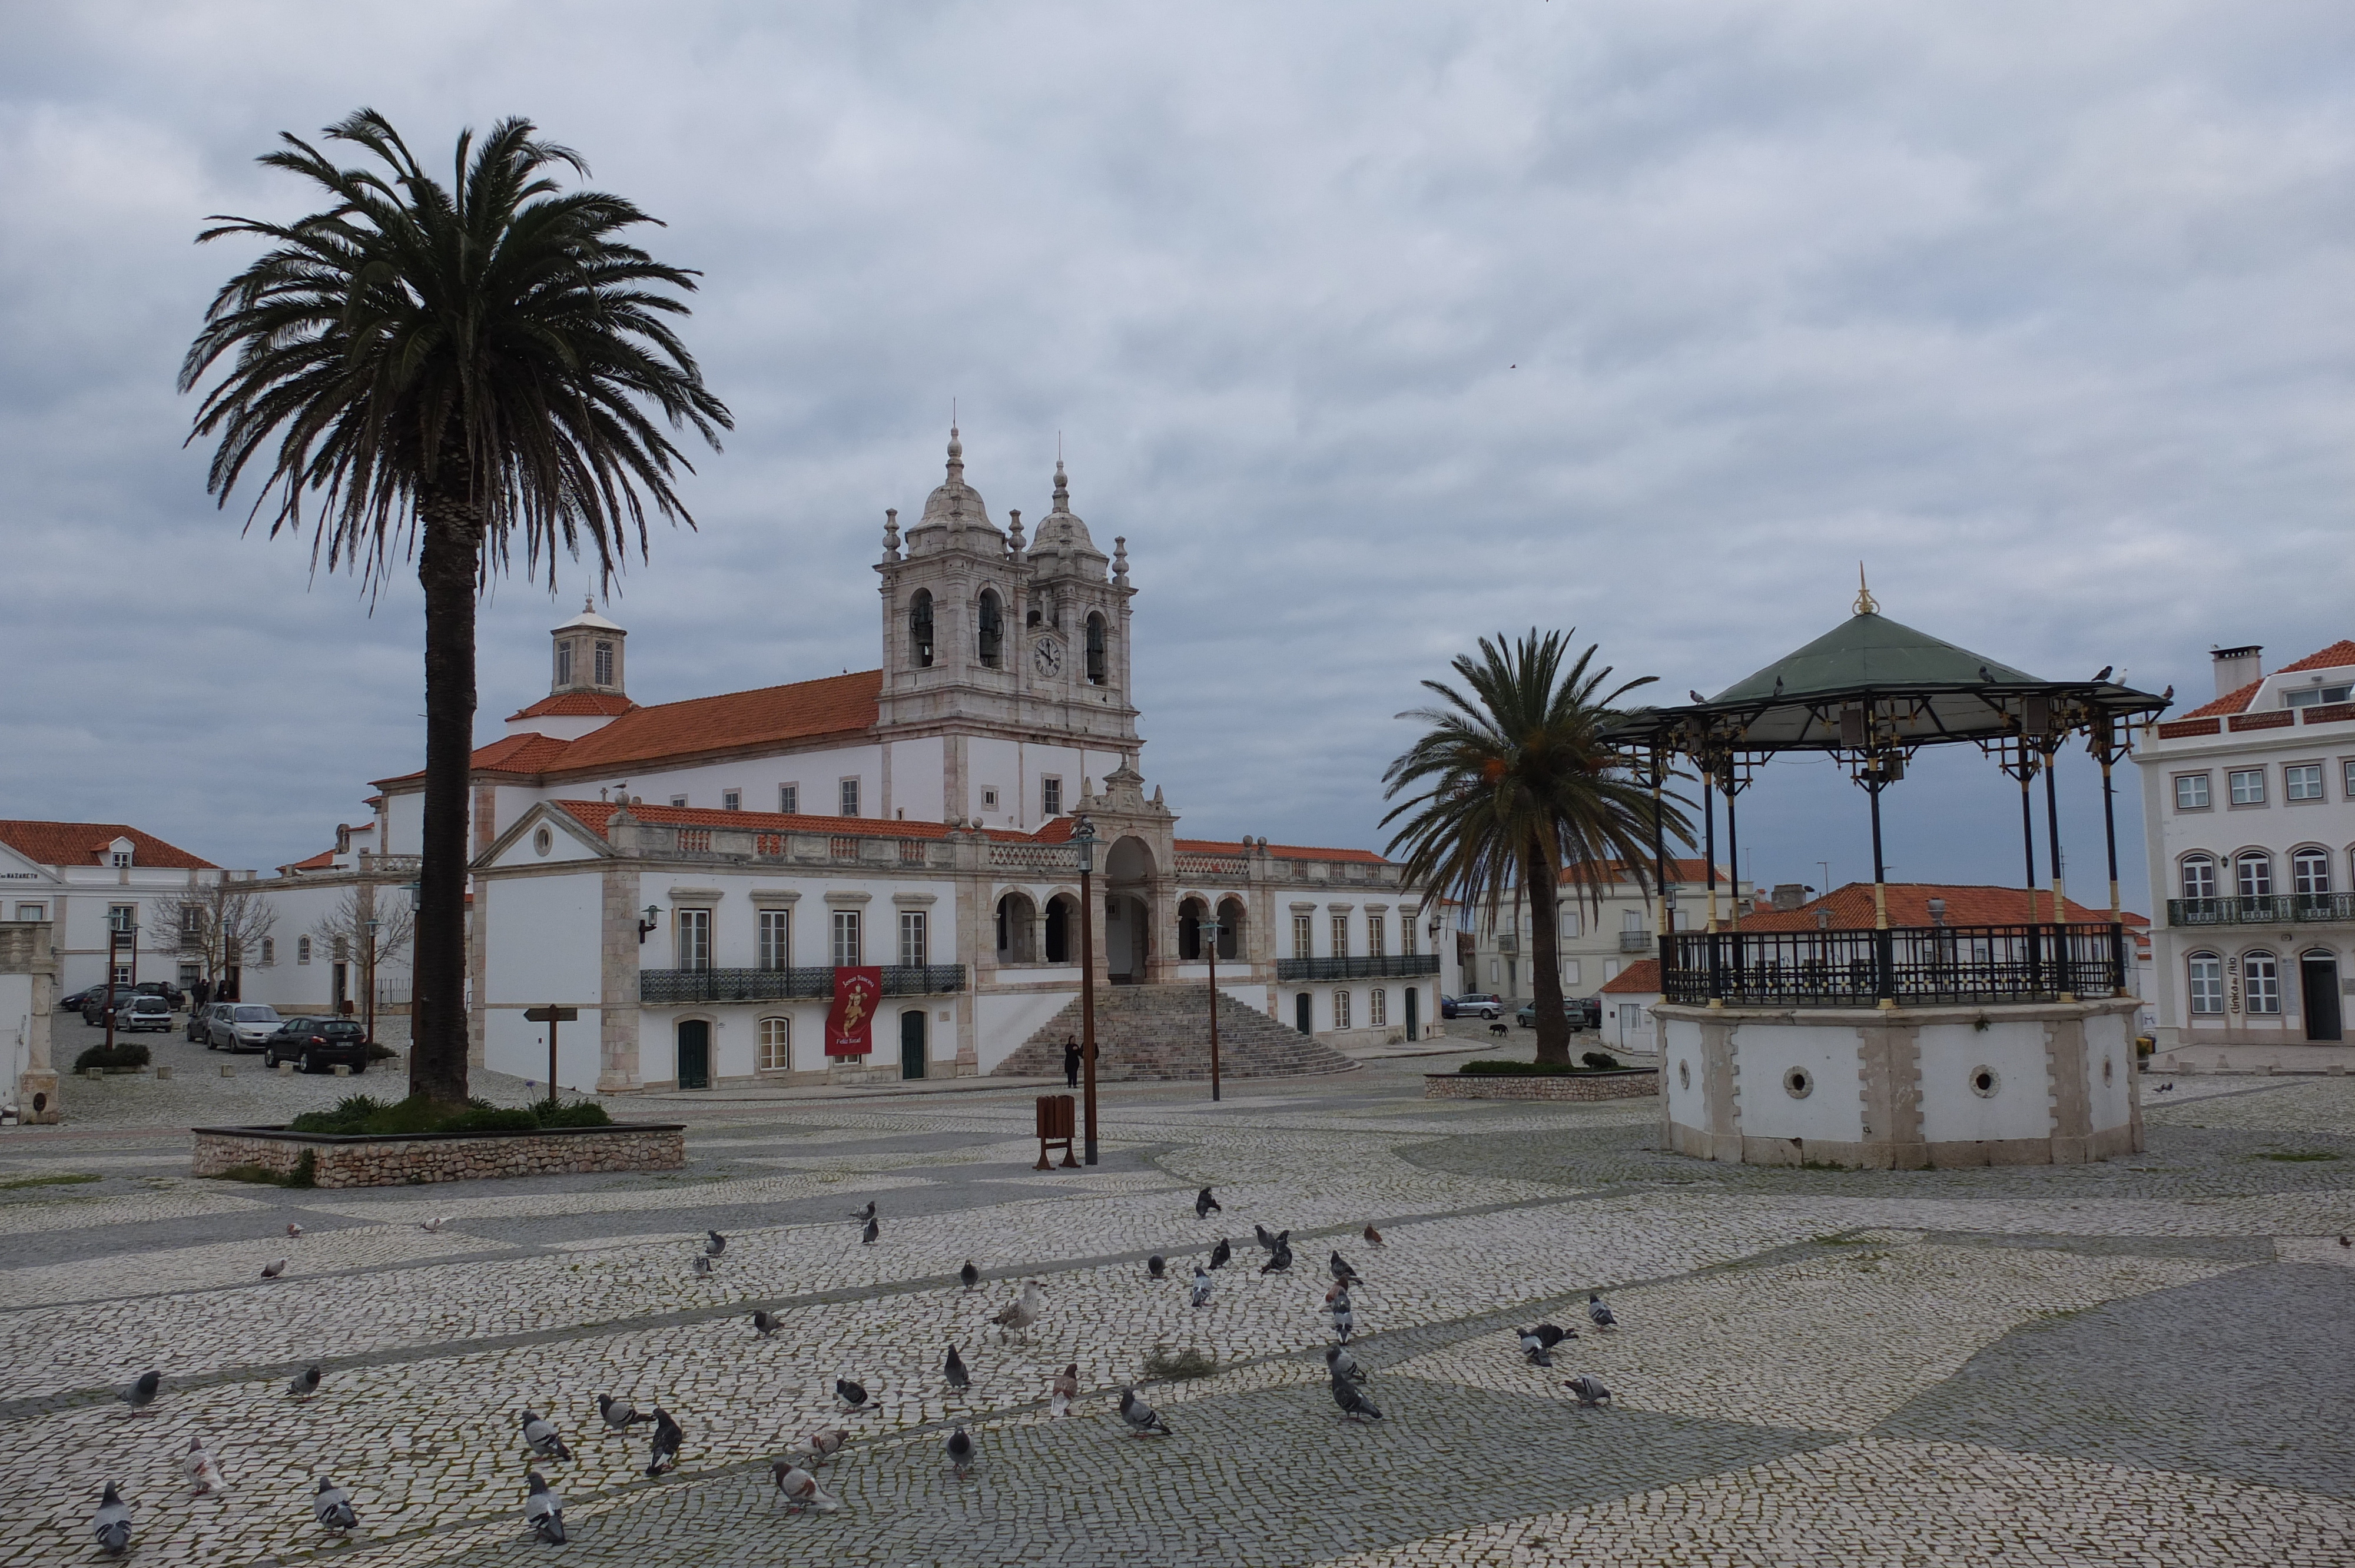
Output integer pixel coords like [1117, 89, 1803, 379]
[1659, 923, 2126, 1008]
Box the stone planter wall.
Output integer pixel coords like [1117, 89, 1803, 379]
[1424, 1069, 1658, 1102]
[191, 1122, 686, 1188]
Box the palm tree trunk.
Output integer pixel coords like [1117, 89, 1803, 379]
[1525, 843, 1571, 1067]
[410, 479, 482, 1109]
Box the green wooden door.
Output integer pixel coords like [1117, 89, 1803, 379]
[676, 1019, 710, 1089]
[899, 1009, 927, 1079]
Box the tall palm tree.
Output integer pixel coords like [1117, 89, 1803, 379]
[1382, 630, 1691, 1067]
[181, 110, 732, 1107]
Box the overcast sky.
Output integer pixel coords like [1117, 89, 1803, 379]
[4, 1, 2352, 906]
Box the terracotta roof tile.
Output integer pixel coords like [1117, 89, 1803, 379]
[1175, 837, 1391, 866]
[1561, 858, 1731, 887]
[0, 819, 216, 871]
[278, 848, 337, 873]
[2178, 679, 2261, 720]
[1738, 882, 2145, 931]
[2274, 640, 2355, 676]
[507, 692, 639, 720]
[558, 670, 880, 772]
[373, 732, 575, 788]
[1600, 959, 1660, 995]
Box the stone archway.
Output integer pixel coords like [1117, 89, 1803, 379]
[1104, 836, 1157, 982]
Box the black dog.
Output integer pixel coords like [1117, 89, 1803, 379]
[1488, 1022, 1510, 1038]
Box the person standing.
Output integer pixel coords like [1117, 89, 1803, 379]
[191, 975, 213, 1013]
[1062, 1037, 1082, 1089]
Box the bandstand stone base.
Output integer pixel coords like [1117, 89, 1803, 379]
[1654, 997, 2142, 1170]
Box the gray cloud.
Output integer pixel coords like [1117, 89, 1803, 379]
[4, 1, 2352, 903]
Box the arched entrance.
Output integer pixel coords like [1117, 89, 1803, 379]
[996, 892, 1039, 964]
[1044, 894, 1074, 964]
[675, 1019, 711, 1089]
[1104, 835, 1156, 983]
[2301, 950, 2343, 1041]
[1215, 897, 1245, 961]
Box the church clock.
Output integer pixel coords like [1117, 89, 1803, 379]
[1032, 635, 1063, 676]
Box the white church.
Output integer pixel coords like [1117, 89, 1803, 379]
[287, 431, 1441, 1091]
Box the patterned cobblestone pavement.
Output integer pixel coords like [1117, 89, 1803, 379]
[1, 1049, 2349, 1566]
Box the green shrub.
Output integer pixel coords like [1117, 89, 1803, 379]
[283, 1092, 612, 1138]
[1581, 1051, 1622, 1071]
[536, 1099, 614, 1128]
[1458, 1059, 1576, 1076]
[435, 1105, 542, 1134]
[73, 1042, 151, 1072]
[366, 1042, 399, 1061]
[288, 1148, 317, 1188]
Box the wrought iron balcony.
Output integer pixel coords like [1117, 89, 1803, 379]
[1618, 931, 1653, 952]
[2166, 894, 2355, 927]
[1660, 923, 2127, 1008]
[639, 965, 967, 1005]
[1274, 954, 1440, 982]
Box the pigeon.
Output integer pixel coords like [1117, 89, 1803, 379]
[184, 1436, 228, 1496]
[420, 1216, 451, 1233]
[1691, 690, 1708, 705]
[1329, 1285, 1355, 1343]
[1326, 1344, 1368, 1384]
[1518, 1329, 1553, 1366]
[945, 1424, 974, 1478]
[1147, 1254, 1166, 1279]
[2341, 1235, 2351, 1248]
[313, 1476, 359, 1533]
[645, 1408, 684, 1476]
[1259, 1244, 1293, 1275]
[770, 1458, 842, 1513]
[523, 1470, 566, 1543]
[835, 1377, 873, 1411]
[2092, 665, 2114, 683]
[1362, 1222, 1384, 1248]
[1254, 1223, 1279, 1253]
[693, 1255, 714, 1278]
[751, 1310, 780, 1338]
[1051, 1362, 1079, 1417]
[797, 1427, 848, 1466]
[1530, 1323, 1573, 1348]
[1587, 1293, 1617, 1330]
[1117, 1386, 1170, 1436]
[598, 1394, 656, 1430]
[861, 1218, 880, 1246]
[286, 1222, 305, 1238]
[520, 1408, 572, 1461]
[944, 1344, 970, 1391]
[120, 1370, 160, 1414]
[991, 1280, 1043, 1341]
[850, 1200, 877, 1224]
[1330, 1371, 1384, 1420]
[704, 1230, 727, 1257]
[288, 1363, 321, 1398]
[1564, 1373, 1613, 1407]
[1195, 1186, 1220, 1218]
[1208, 1238, 1232, 1271]
[92, 1483, 131, 1555]
[959, 1260, 980, 1292]
[1329, 1250, 1361, 1285]
[1191, 1265, 1213, 1308]
[261, 1257, 288, 1279]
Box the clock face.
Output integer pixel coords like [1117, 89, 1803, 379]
[1033, 636, 1063, 676]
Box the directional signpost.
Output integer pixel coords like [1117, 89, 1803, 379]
[523, 1005, 579, 1103]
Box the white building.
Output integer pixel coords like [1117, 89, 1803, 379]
[0, 820, 228, 995]
[2135, 638, 2355, 1049]
[1462, 858, 1750, 1005]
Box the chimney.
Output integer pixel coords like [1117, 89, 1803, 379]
[2212, 645, 2263, 700]
[1770, 883, 1808, 912]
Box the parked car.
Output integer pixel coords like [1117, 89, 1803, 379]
[59, 985, 108, 1013]
[79, 984, 143, 1026]
[1442, 993, 1506, 1020]
[261, 1017, 372, 1074]
[1515, 996, 1604, 1031]
[134, 979, 186, 1009]
[205, 1004, 284, 1053]
[117, 994, 175, 1033]
[188, 1002, 234, 1044]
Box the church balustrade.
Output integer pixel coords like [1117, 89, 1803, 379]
[987, 842, 1081, 874]
[1174, 853, 1249, 879]
[1274, 955, 1439, 981]
[639, 964, 968, 1004]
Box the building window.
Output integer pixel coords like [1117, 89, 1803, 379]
[593, 640, 614, 686]
[2187, 954, 2223, 1014]
[758, 909, 791, 971]
[2285, 682, 2353, 708]
[2237, 854, 2273, 899]
[675, 909, 712, 972]
[2287, 763, 2325, 802]
[332, 935, 349, 961]
[297, 936, 313, 965]
[981, 788, 999, 810]
[1564, 959, 1581, 986]
[908, 589, 935, 668]
[840, 779, 861, 818]
[260, 938, 276, 966]
[2229, 768, 2266, 806]
[1369, 988, 1387, 1026]
[758, 1016, 791, 1072]
[2181, 856, 2215, 901]
[722, 789, 741, 812]
[1041, 777, 1062, 817]
[111, 850, 132, 869]
[900, 911, 928, 967]
[2344, 759, 2355, 800]
[1491, 958, 1501, 984]
[1085, 612, 1108, 685]
[113, 962, 133, 985]
[2294, 848, 2331, 896]
[2174, 774, 2210, 810]
[1334, 990, 1352, 1029]
[107, 904, 135, 933]
[1367, 914, 1386, 955]
[1331, 915, 1350, 958]
[556, 639, 573, 686]
[831, 910, 862, 967]
[14, 903, 44, 922]
[977, 590, 1004, 667]
[2245, 951, 2281, 1014]
[779, 783, 800, 815]
[1292, 914, 1312, 959]
[670, 795, 688, 809]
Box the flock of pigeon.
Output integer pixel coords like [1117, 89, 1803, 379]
[85, 1185, 1627, 1552]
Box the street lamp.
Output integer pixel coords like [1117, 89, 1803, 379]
[363, 916, 380, 1047]
[638, 905, 663, 944]
[1073, 815, 1100, 1165]
[1200, 915, 1223, 1102]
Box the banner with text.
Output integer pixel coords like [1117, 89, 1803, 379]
[825, 966, 883, 1057]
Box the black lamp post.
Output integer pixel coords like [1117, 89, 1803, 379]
[1073, 816, 1100, 1165]
[1200, 915, 1223, 1102]
[363, 916, 380, 1044]
[638, 905, 662, 945]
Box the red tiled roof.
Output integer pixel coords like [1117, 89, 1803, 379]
[0, 819, 216, 871]
[280, 849, 336, 873]
[2178, 679, 2261, 720]
[1739, 882, 2147, 932]
[508, 691, 639, 720]
[2274, 640, 2355, 676]
[373, 732, 576, 788]
[1561, 858, 1730, 887]
[1175, 837, 1391, 866]
[1600, 959, 1660, 995]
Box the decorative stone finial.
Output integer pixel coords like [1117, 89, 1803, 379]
[1112, 535, 1129, 586]
[582, 594, 593, 614]
[946, 425, 964, 483]
[1052, 459, 1070, 513]
[1853, 562, 1878, 616]
[1007, 509, 1024, 556]
[882, 507, 901, 562]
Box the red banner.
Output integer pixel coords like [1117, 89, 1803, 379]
[825, 967, 882, 1057]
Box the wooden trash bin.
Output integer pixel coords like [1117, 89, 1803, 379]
[1035, 1094, 1078, 1170]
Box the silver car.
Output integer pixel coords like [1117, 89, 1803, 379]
[207, 1004, 283, 1053]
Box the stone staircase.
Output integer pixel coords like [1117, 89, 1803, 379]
[993, 984, 1358, 1081]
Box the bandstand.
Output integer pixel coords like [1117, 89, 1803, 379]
[1610, 583, 2171, 1169]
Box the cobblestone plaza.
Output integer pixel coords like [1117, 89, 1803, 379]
[3, 1034, 2350, 1567]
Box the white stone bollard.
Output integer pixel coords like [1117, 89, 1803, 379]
[219, 1065, 236, 1078]
[332, 1064, 350, 1077]
[155, 1066, 173, 1081]
[277, 1061, 295, 1077]
[85, 1067, 105, 1081]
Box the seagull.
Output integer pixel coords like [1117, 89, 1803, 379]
[1518, 1329, 1553, 1367]
[835, 1377, 873, 1411]
[184, 1436, 228, 1496]
[286, 1222, 305, 1238]
[523, 1470, 566, 1544]
[1208, 1238, 1231, 1271]
[1329, 1250, 1361, 1285]
[260, 1257, 287, 1280]
[1587, 1293, 1617, 1330]
[850, 1201, 877, 1224]
[945, 1424, 974, 1478]
[1052, 1362, 1079, 1417]
[1564, 1374, 1613, 1407]
[1330, 1372, 1384, 1421]
[797, 1427, 848, 1466]
[1329, 1285, 1355, 1343]
[751, 1311, 780, 1338]
[1147, 1254, 1166, 1279]
[420, 1216, 452, 1233]
[1362, 1223, 1384, 1248]
[1326, 1344, 1368, 1384]
[861, 1218, 880, 1246]
[120, 1370, 160, 1414]
[1195, 1187, 1220, 1218]
[704, 1230, 727, 1257]
[992, 1280, 1043, 1341]
[944, 1345, 970, 1391]
[288, 1363, 321, 1398]
[92, 1483, 132, 1555]
[1191, 1265, 1213, 1308]
[693, 1255, 714, 1277]
[771, 1458, 842, 1513]
[1259, 1244, 1293, 1275]
[313, 1476, 359, 1533]
[1117, 1386, 1170, 1436]
[520, 1408, 572, 1461]
[598, 1394, 655, 1430]
[645, 1408, 683, 1476]
[958, 1260, 980, 1292]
